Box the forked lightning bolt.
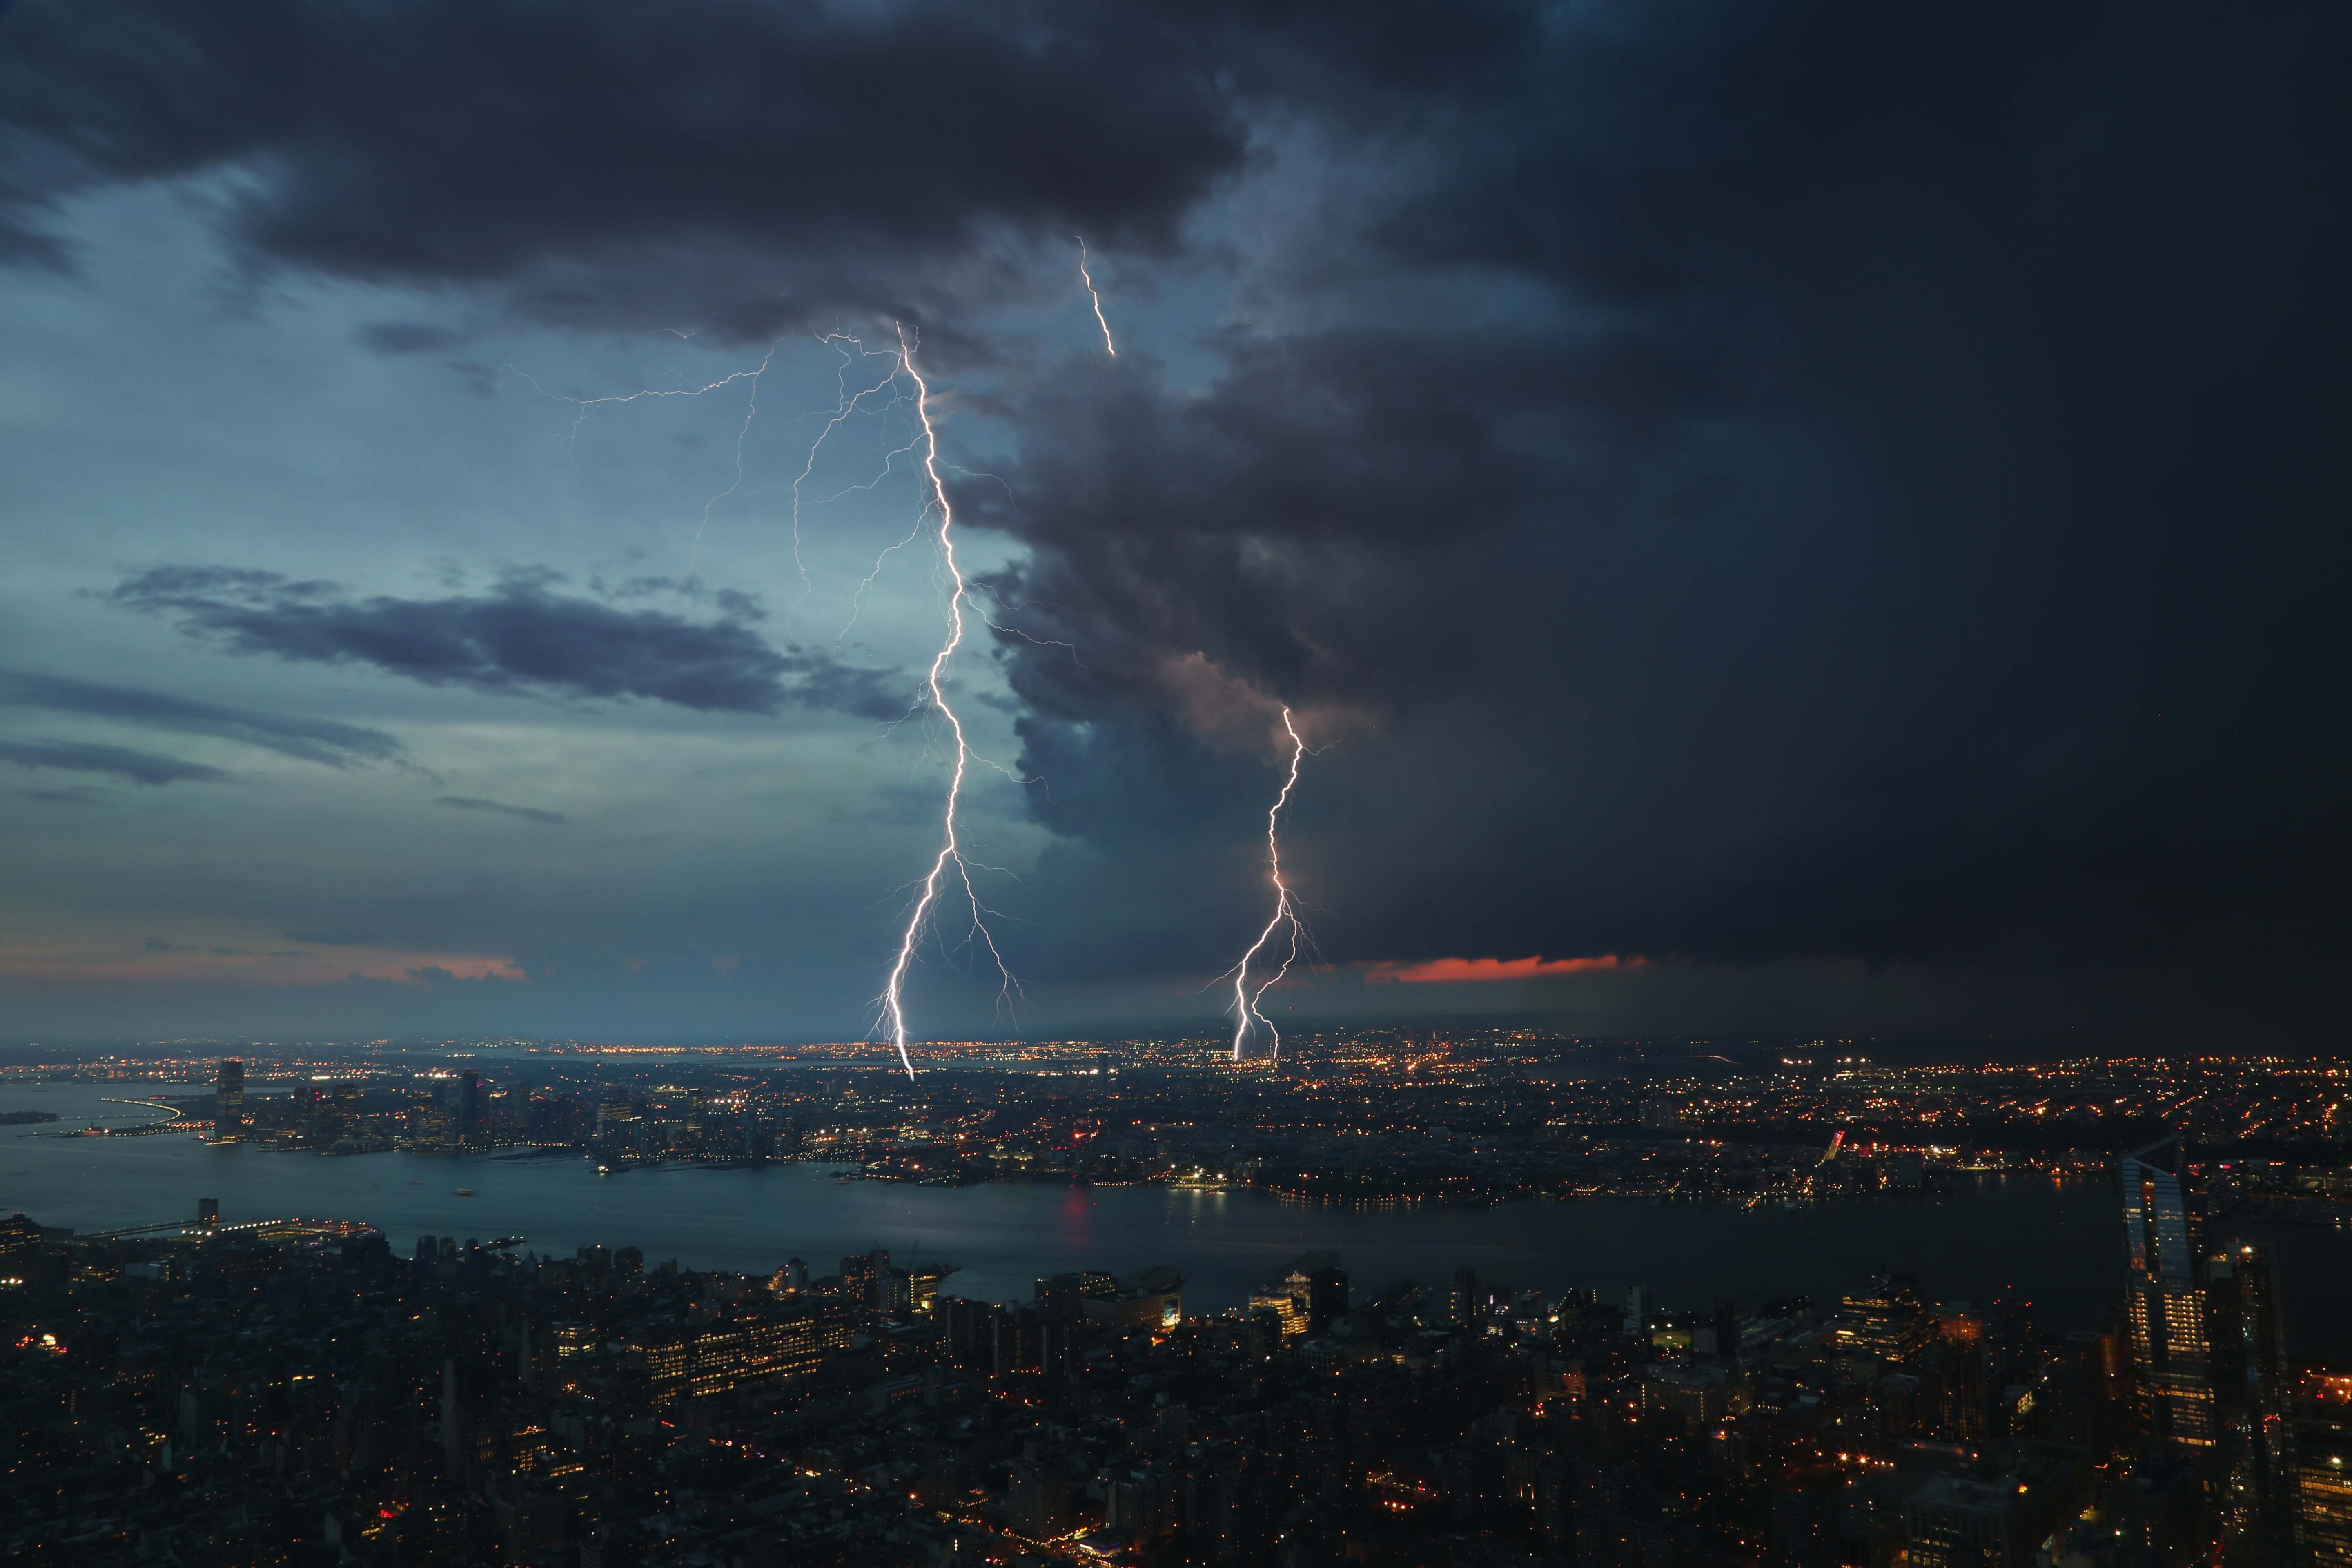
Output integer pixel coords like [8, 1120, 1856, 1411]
[498, 349, 779, 568]
[1076, 238, 1117, 357]
[875, 323, 1015, 1081]
[1229, 708, 1309, 1062]
[507, 330, 1022, 1082]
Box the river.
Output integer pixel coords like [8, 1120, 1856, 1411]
[0, 1083, 2123, 1326]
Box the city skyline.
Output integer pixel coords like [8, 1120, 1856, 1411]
[4, 4, 2350, 1564]
[4, 1040, 2350, 1562]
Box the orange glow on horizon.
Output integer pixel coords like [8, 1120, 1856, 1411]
[1364, 953, 1648, 984]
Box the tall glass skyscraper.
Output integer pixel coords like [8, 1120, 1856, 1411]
[213, 1058, 244, 1145]
[2122, 1133, 2214, 1449]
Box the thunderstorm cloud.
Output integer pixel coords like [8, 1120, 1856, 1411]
[0, 0, 2343, 1043]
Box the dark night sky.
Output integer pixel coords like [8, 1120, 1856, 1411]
[1, 1, 2345, 1046]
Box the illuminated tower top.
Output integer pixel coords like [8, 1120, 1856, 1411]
[2121, 1132, 2195, 1283]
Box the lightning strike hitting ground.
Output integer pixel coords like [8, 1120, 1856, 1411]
[1227, 708, 1309, 1062]
[509, 332, 1020, 1081]
[1076, 237, 1117, 356]
[875, 324, 1016, 1080]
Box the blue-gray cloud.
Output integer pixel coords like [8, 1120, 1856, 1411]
[434, 795, 565, 826]
[0, 738, 228, 786]
[0, 668, 401, 767]
[0, 0, 1263, 336]
[110, 566, 913, 720]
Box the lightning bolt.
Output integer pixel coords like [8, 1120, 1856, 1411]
[1076, 237, 1117, 357]
[690, 343, 780, 567]
[875, 323, 1015, 1081]
[1227, 708, 1308, 1062]
[791, 334, 908, 607]
[505, 329, 1040, 1082]
[498, 345, 780, 571]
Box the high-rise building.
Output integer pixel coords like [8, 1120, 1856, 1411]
[907, 1262, 956, 1315]
[1834, 1274, 1937, 1371]
[214, 1060, 245, 1143]
[1, 1211, 46, 1265]
[842, 1249, 885, 1307]
[1305, 1264, 1349, 1334]
[2208, 1198, 2352, 1563]
[628, 1301, 855, 1405]
[2121, 1134, 2215, 1448]
[1711, 1300, 1742, 1363]
[1008, 1454, 1071, 1539]
[1246, 1283, 1309, 1339]
[445, 1069, 483, 1151]
[1446, 1265, 1478, 1327]
[1035, 1269, 1116, 1325]
[2294, 1375, 2352, 1567]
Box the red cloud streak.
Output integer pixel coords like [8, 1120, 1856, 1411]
[1363, 953, 1649, 984]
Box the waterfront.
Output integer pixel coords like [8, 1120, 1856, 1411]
[2, 1083, 2122, 1323]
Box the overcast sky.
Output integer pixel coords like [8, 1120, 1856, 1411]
[1, 1, 2345, 1047]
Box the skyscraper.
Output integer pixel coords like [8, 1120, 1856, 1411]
[2121, 1133, 2214, 1449]
[445, 1069, 481, 1151]
[214, 1060, 245, 1144]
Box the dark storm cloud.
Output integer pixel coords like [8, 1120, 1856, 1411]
[0, 668, 401, 766]
[434, 795, 566, 827]
[966, 325, 1726, 731]
[0, 0, 1254, 334]
[110, 566, 913, 720]
[971, 1, 2352, 1039]
[0, 739, 228, 786]
[6, 0, 2345, 1044]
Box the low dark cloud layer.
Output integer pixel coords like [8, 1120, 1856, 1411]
[0, 668, 401, 766]
[434, 795, 566, 827]
[0, 0, 1258, 335]
[0, 739, 228, 786]
[111, 566, 910, 720]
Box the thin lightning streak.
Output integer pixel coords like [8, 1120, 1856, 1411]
[876, 324, 1014, 1080]
[1228, 708, 1308, 1062]
[789, 336, 906, 605]
[500, 360, 768, 445]
[501, 349, 780, 564]
[507, 330, 1038, 1079]
[689, 344, 779, 567]
[1076, 237, 1117, 356]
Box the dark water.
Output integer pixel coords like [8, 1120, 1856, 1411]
[1, 1085, 2122, 1326]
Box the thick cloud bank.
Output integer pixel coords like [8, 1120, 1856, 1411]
[5, 0, 2347, 1041]
[111, 567, 911, 720]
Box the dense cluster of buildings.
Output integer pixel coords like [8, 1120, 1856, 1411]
[16, 1042, 2343, 1213]
[2, 1118, 2348, 1566]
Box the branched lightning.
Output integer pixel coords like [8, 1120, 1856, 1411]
[789, 335, 907, 605]
[690, 343, 779, 566]
[1227, 708, 1309, 1062]
[1076, 237, 1117, 357]
[499, 346, 781, 570]
[874, 323, 1017, 1080]
[504, 325, 1050, 1084]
